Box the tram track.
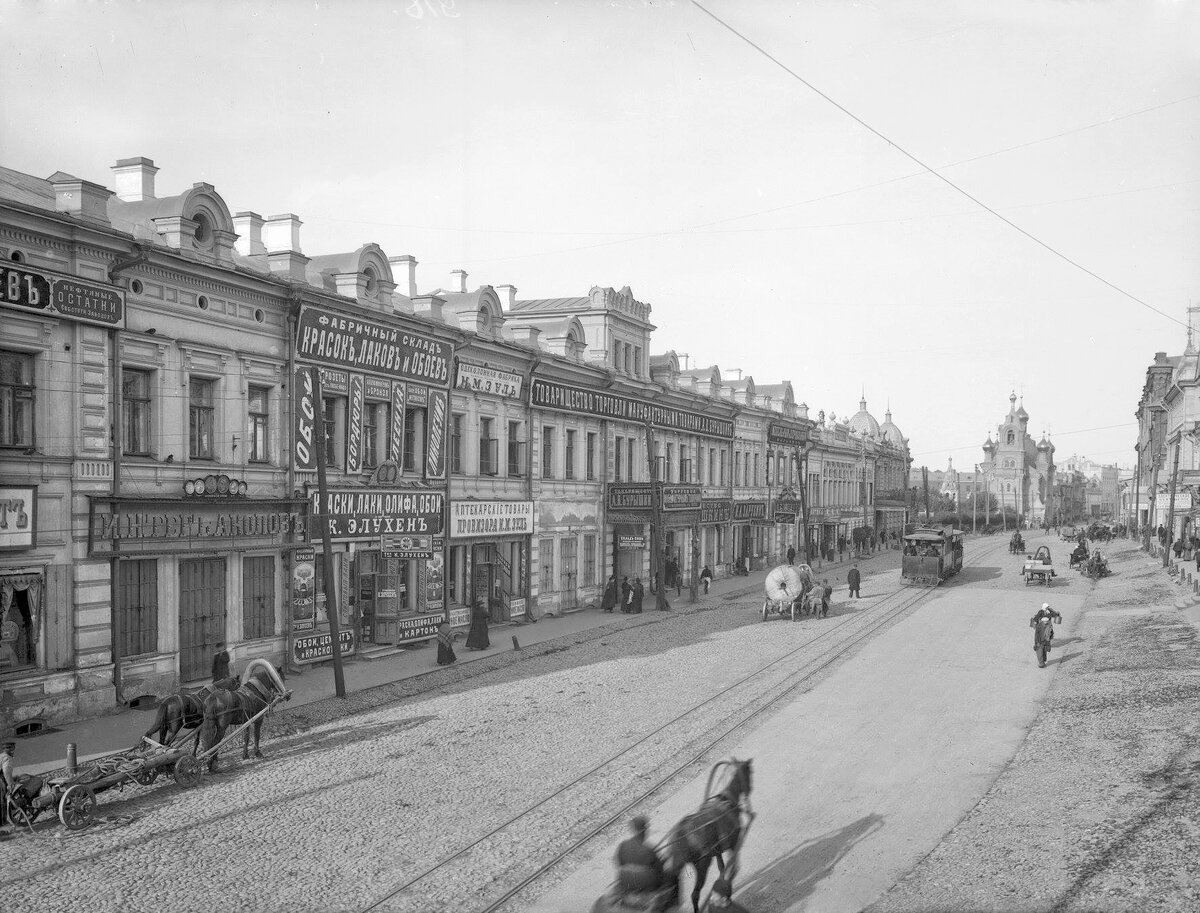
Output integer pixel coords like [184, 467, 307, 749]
[359, 536, 1012, 913]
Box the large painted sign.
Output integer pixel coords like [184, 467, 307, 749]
[293, 629, 356, 665]
[295, 305, 452, 386]
[449, 501, 534, 539]
[531, 379, 733, 439]
[426, 389, 447, 479]
[700, 498, 732, 525]
[293, 367, 318, 471]
[607, 483, 702, 512]
[1, 264, 124, 328]
[0, 485, 36, 551]
[311, 488, 444, 540]
[456, 362, 523, 399]
[767, 422, 810, 448]
[89, 499, 306, 556]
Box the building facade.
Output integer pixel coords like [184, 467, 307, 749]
[979, 393, 1055, 527]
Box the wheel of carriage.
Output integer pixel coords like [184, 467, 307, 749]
[173, 755, 204, 788]
[133, 765, 160, 787]
[58, 784, 97, 831]
[7, 795, 38, 828]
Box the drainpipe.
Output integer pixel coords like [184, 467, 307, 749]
[285, 294, 301, 672]
[524, 355, 541, 618]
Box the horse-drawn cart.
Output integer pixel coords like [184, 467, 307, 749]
[761, 564, 813, 622]
[1022, 545, 1056, 586]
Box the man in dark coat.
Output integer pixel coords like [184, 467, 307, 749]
[602, 575, 619, 612]
[620, 576, 632, 613]
[212, 642, 231, 683]
[632, 578, 645, 613]
[786, 545, 796, 566]
[847, 565, 861, 598]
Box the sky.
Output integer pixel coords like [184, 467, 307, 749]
[3, 0, 1198, 472]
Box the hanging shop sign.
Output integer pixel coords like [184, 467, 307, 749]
[775, 498, 803, 515]
[293, 628, 356, 665]
[311, 488, 444, 540]
[291, 546, 316, 632]
[456, 362, 523, 399]
[733, 500, 768, 522]
[381, 534, 434, 559]
[0, 485, 37, 552]
[87, 498, 306, 556]
[701, 499, 732, 525]
[1, 264, 124, 328]
[618, 534, 647, 550]
[607, 483, 702, 513]
[773, 511, 797, 524]
[346, 374, 365, 474]
[365, 376, 392, 401]
[296, 304, 452, 386]
[294, 367, 318, 472]
[449, 501, 535, 539]
[767, 422, 810, 448]
[531, 379, 733, 439]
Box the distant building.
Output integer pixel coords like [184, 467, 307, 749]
[979, 393, 1056, 526]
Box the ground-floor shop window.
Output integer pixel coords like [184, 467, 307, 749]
[118, 560, 158, 657]
[583, 534, 597, 586]
[242, 555, 276, 640]
[0, 572, 42, 671]
[560, 537, 578, 593]
[539, 538, 555, 593]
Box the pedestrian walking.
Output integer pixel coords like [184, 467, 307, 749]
[837, 536, 846, 560]
[465, 600, 490, 651]
[211, 641, 231, 683]
[621, 576, 632, 613]
[847, 564, 861, 598]
[435, 621, 457, 666]
[602, 574, 619, 613]
[700, 565, 712, 594]
[0, 740, 15, 832]
[787, 545, 796, 566]
[821, 578, 833, 617]
[632, 577, 645, 613]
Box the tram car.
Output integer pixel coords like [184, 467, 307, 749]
[901, 526, 965, 586]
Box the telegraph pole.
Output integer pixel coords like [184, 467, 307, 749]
[644, 419, 670, 611]
[1163, 435, 1182, 568]
[1132, 444, 1141, 541]
[795, 444, 812, 565]
[310, 368, 347, 698]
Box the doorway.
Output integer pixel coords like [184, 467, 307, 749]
[179, 557, 227, 681]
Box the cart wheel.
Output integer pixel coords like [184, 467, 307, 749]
[133, 766, 160, 787]
[173, 756, 204, 788]
[58, 785, 96, 831]
[8, 797, 38, 828]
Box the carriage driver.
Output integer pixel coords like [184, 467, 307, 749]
[615, 815, 669, 896]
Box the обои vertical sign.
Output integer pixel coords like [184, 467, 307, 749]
[294, 366, 317, 472]
[426, 389, 447, 479]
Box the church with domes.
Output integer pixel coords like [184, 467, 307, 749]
[980, 393, 1056, 526]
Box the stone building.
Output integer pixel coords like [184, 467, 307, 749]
[979, 393, 1055, 527]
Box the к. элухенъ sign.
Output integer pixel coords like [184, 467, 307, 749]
[312, 488, 444, 540]
[531, 379, 732, 439]
[1, 264, 124, 328]
[449, 500, 534, 539]
[296, 304, 452, 386]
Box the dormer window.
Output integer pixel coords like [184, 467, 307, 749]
[193, 213, 213, 249]
[364, 266, 379, 297]
[478, 306, 491, 332]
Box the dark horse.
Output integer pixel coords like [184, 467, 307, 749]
[140, 675, 240, 749]
[198, 659, 289, 770]
[666, 758, 754, 913]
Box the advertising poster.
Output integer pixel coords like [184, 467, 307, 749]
[426, 551, 445, 614]
[294, 367, 317, 472]
[346, 373, 364, 474]
[425, 389, 447, 479]
[291, 546, 316, 631]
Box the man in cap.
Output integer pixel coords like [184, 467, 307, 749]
[615, 814, 668, 896]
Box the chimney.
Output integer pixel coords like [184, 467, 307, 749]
[49, 172, 113, 226]
[389, 255, 418, 298]
[411, 293, 445, 322]
[495, 284, 518, 309]
[233, 211, 266, 257]
[449, 268, 468, 293]
[1154, 351, 1168, 364]
[111, 157, 159, 202]
[263, 213, 309, 280]
[507, 325, 542, 348]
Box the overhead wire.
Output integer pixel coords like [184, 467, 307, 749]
[689, 0, 1190, 330]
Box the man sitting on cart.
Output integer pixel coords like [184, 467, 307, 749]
[613, 815, 673, 906]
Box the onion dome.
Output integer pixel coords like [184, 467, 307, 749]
[848, 395, 880, 438]
[879, 407, 904, 447]
[983, 433, 996, 455]
[1016, 396, 1029, 422]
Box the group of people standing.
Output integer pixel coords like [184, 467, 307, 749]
[436, 600, 492, 666]
[602, 575, 646, 613]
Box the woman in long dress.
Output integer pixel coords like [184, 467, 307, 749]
[465, 600, 491, 651]
[601, 575, 618, 612]
[436, 622, 457, 665]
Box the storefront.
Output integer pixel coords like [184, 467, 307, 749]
[607, 483, 701, 587]
[732, 500, 768, 569]
[88, 493, 307, 693]
[447, 500, 533, 624]
[700, 499, 732, 574]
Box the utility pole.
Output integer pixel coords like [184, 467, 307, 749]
[1163, 435, 1182, 568]
[1132, 443, 1141, 541]
[310, 368, 347, 698]
[795, 444, 812, 567]
[921, 465, 931, 525]
[972, 465, 978, 534]
[644, 418, 670, 611]
[1146, 439, 1162, 552]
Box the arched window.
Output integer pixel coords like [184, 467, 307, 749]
[477, 305, 491, 331]
[1006, 430, 1015, 445]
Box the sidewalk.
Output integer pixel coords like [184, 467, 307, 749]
[10, 546, 896, 776]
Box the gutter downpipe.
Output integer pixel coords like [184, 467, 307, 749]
[286, 293, 301, 673]
[525, 355, 542, 619]
[105, 243, 151, 704]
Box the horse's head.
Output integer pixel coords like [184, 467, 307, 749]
[722, 758, 753, 805]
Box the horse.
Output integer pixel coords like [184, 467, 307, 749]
[140, 675, 240, 750]
[198, 659, 289, 770]
[665, 758, 754, 913]
[801, 587, 824, 618]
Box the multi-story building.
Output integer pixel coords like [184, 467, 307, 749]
[979, 393, 1055, 527]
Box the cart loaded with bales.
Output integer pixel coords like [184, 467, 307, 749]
[1022, 545, 1057, 586]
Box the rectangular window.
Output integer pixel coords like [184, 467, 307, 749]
[586, 432, 597, 481]
[507, 420, 524, 477]
[633, 346, 642, 376]
[753, 453, 760, 487]
[403, 407, 425, 474]
[248, 386, 270, 463]
[542, 425, 554, 479]
[666, 444, 674, 482]
[363, 401, 388, 469]
[623, 345, 632, 374]
[539, 538, 555, 593]
[118, 559, 158, 657]
[735, 452, 742, 488]
[565, 429, 576, 480]
[122, 368, 152, 456]
[679, 445, 688, 483]
[615, 435, 624, 481]
[188, 377, 215, 459]
[322, 396, 346, 469]
[480, 416, 498, 475]
[450, 413, 465, 474]
[242, 555, 276, 640]
[628, 438, 635, 481]
[584, 534, 597, 584]
[0, 350, 35, 448]
[720, 450, 727, 486]
[612, 342, 621, 369]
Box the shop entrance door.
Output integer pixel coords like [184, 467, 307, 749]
[473, 558, 493, 620]
[179, 557, 226, 681]
[559, 538, 578, 610]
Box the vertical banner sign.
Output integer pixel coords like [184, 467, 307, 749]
[291, 546, 316, 631]
[426, 389, 447, 479]
[294, 367, 317, 472]
[346, 374, 364, 474]
[390, 382, 407, 464]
